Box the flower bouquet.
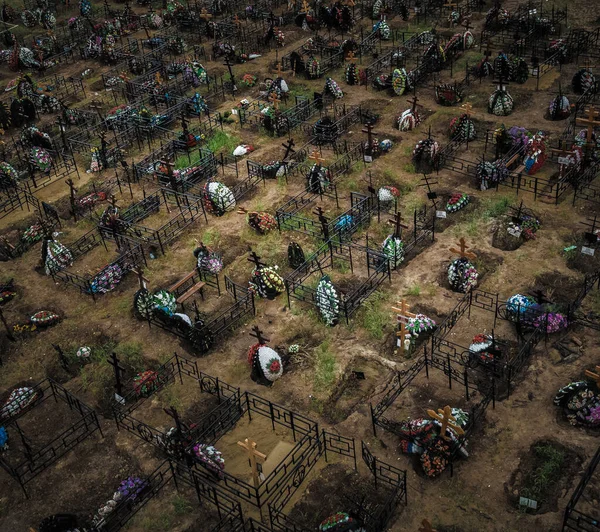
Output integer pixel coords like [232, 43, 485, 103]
[0, 288, 16, 305]
[30, 310, 60, 327]
[0, 162, 19, 187]
[446, 192, 469, 213]
[89, 264, 123, 294]
[152, 290, 176, 315]
[447, 257, 478, 292]
[406, 314, 437, 340]
[449, 114, 476, 141]
[117, 476, 148, 502]
[506, 294, 537, 321]
[374, 20, 391, 40]
[532, 312, 568, 334]
[133, 370, 162, 397]
[307, 56, 321, 78]
[202, 181, 236, 216]
[377, 185, 400, 206]
[469, 333, 496, 364]
[476, 160, 509, 190]
[0, 387, 40, 419]
[77, 346, 91, 359]
[43, 237, 73, 275]
[382, 235, 404, 268]
[319, 512, 364, 532]
[248, 343, 283, 384]
[193, 444, 225, 478]
[397, 108, 422, 131]
[572, 68, 595, 94]
[247, 211, 277, 234]
[195, 246, 223, 274]
[241, 73, 257, 87]
[413, 138, 440, 169]
[488, 87, 514, 116]
[548, 94, 571, 120]
[30, 147, 52, 173]
[435, 83, 463, 106]
[379, 139, 394, 153]
[324, 77, 344, 99]
[523, 133, 547, 175]
[554, 381, 600, 427]
[392, 68, 408, 95]
[249, 265, 285, 299]
[316, 275, 340, 326]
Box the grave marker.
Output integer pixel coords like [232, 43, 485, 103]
[309, 149, 326, 167]
[585, 366, 600, 386]
[388, 211, 408, 238]
[576, 106, 600, 156]
[419, 520, 437, 532]
[249, 325, 270, 345]
[426, 405, 465, 440]
[392, 299, 416, 350]
[237, 438, 267, 488]
[108, 352, 125, 401]
[449, 237, 476, 260]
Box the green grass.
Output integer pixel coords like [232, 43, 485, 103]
[207, 131, 241, 155]
[481, 196, 511, 219]
[172, 494, 193, 515]
[403, 163, 416, 173]
[359, 291, 389, 340]
[313, 341, 337, 392]
[520, 443, 566, 504]
[200, 227, 221, 246]
[174, 153, 193, 169]
[405, 284, 421, 296]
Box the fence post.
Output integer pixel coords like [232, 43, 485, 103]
[370, 403, 377, 437]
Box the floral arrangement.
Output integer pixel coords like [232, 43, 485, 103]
[554, 381, 600, 427]
[405, 314, 437, 340]
[476, 160, 509, 190]
[87, 148, 101, 174]
[0, 288, 15, 305]
[373, 74, 390, 90]
[241, 74, 257, 87]
[382, 235, 404, 268]
[377, 186, 400, 205]
[532, 312, 568, 334]
[379, 139, 394, 153]
[319, 513, 364, 532]
[117, 476, 148, 502]
[397, 108, 421, 131]
[30, 147, 52, 172]
[195, 246, 223, 274]
[488, 87, 514, 116]
[133, 370, 162, 397]
[193, 444, 225, 478]
[78, 191, 107, 210]
[324, 77, 344, 99]
[446, 192, 469, 213]
[372, 0, 382, 18]
[435, 83, 463, 106]
[392, 68, 408, 95]
[572, 68, 595, 94]
[0, 427, 7, 451]
[506, 294, 537, 320]
[248, 343, 284, 383]
[449, 114, 476, 141]
[76, 347, 91, 360]
[469, 333, 497, 364]
[316, 275, 340, 326]
[0, 387, 40, 419]
[79, 0, 92, 17]
[510, 57, 528, 84]
[523, 133, 547, 175]
[335, 214, 354, 235]
[134, 289, 155, 319]
[13, 323, 37, 335]
[247, 211, 277, 234]
[345, 63, 359, 85]
[89, 264, 123, 294]
[0, 162, 19, 187]
[249, 265, 285, 299]
[447, 257, 478, 293]
[307, 56, 321, 78]
[43, 237, 73, 275]
[288, 242, 305, 270]
[420, 438, 452, 478]
[412, 138, 440, 169]
[30, 310, 60, 327]
[202, 181, 236, 216]
[373, 20, 391, 40]
[288, 344, 300, 354]
[153, 290, 176, 316]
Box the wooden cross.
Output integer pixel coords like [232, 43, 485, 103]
[301, 0, 310, 12]
[407, 94, 422, 113]
[249, 325, 270, 345]
[199, 8, 213, 21]
[309, 149, 326, 167]
[550, 141, 578, 178]
[449, 237, 476, 260]
[237, 438, 266, 488]
[268, 92, 281, 110]
[443, 1, 458, 9]
[461, 102, 473, 118]
[426, 405, 465, 440]
[585, 366, 600, 386]
[419, 519, 437, 532]
[275, 62, 283, 78]
[344, 0, 355, 6]
[89, 100, 104, 119]
[346, 50, 357, 63]
[281, 138, 295, 160]
[392, 299, 417, 346]
[388, 212, 408, 238]
[131, 267, 149, 290]
[108, 352, 125, 397]
[576, 106, 600, 153]
[247, 251, 266, 268]
[362, 122, 378, 148]
[233, 14, 241, 27]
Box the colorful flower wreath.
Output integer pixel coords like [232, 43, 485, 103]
[30, 146, 52, 173]
[378, 186, 400, 204]
[152, 290, 176, 316]
[447, 257, 478, 293]
[446, 193, 469, 213]
[307, 56, 321, 78]
[382, 235, 404, 268]
[241, 73, 257, 87]
[392, 68, 408, 96]
[488, 88, 514, 116]
[89, 264, 123, 294]
[413, 138, 440, 168]
[249, 265, 285, 299]
[406, 314, 437, 339]
[397, 108, 421, 131]
[202, 181, 236, 216]
[1, 387, 40, 419]
[133, 370, 162, 397]
[316, 275, 340, 326]
[572, 68, 595, 94]
[193, 444, 225, 478]
[554, 381, 600, 427]
[325, 77, 344, 99]
[0, 162, 19, 187]
[449, 114, 476, 141]
[319, 512, 364, 531]
[30, 310, 60, 327]
[195, 246, 223, 274]
[247, 211, 277, 234]
[134, 289, 155, 320]
[44, 238, 73, 275]
[345, 63, 359, 85]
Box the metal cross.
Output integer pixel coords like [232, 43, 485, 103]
[281, 138, 295, 160]
[419, 174, 439, 207]
[388, 212, 408, 238]
[449, 237, 476, 260]
[313, 206, 330, 240]
[407, 94, 421, 113]
[247, 251, 266, 268]
[249, 325, 270, 345]
[108, 352, 125, 397]
[426, 405, 465, 440]
[581, 215, 599, 244]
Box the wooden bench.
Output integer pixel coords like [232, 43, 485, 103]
[168, 270, 205, 304]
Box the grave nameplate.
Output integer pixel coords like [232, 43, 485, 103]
[519, 497, 538, 509]
[557, 156, 571, 166]
[364, 155, 373, 163]
[114, 393, 125, 405]
[436, 210, 447, 219]
[581, 246, 595, 256]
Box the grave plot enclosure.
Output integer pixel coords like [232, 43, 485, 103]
[0, 379, 102, 497]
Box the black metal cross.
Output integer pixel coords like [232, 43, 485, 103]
[164, 406, 189, 434]
[419, 173, 439, 208]
[407, 94, 422, 113]
[528, 289, 551, 305]
[492, 73, 509, 92]
[66, 178, 78, 222]
[247, 251, 266, 268]
[581, 215, 599, 244]
[388, 212, 408, 238]
[89, 100, 104, 120]
[108, 352, 125, 397]
[0, 307, 15, 342]
[249, 325, 270, 345]
[52, 344, 69, 371]
[361, 123, 378, 153]
[281, 137, 295, 160]
[313, 207, 330, 240]
[509, 200, 524, 224]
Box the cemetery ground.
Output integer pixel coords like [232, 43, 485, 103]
[2, 0, 600, 530]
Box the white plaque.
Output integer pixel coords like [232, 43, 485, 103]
[557, 156, 570, 165]
[581, 246, 595, 256]
[364, 155, 373, 163]
[231, 108, 238, 115]
[114, 393, 125, 405]
[436, 210, 447, 219]
[519, 497, 538, 509]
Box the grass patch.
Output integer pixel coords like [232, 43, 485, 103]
[200, 227, 221, 246]
[172, 494, 193, 515]
[359, 291, 389, 340]
[207, 130, 241, 155]
[403, 163, 416, 173]
[520, 443, 566, 504]
[313, 341, 337, 393]
[405, 284, 421, 296]
[481, 196, 511, 219]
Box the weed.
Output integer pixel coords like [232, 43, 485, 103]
[403, 163, 416, 173]
[333, 258, 351, 273]
[116, 341, 145, 371]
[482, 196, 511, 219]
[313, 341, 337, 392]
[359, 291, 389, 340]
[405, 284, 421, 296]
[466, 218, 479, 237]
[207, 131, 241, 154]
[200, 227, 221, 246]
[520, 443, 566, 503]
[172, 494, 193, 515]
